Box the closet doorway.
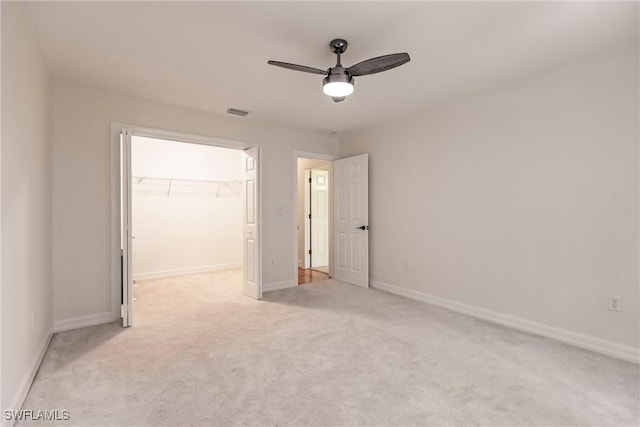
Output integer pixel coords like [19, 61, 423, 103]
[115, 127, 261, 327]
[296, 157, 332, 284]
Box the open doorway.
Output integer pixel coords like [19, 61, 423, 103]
[130, 136, 243, 319]
[297, 157, 332, 284]
[116, 127, 261, 327]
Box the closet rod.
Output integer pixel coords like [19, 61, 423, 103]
[132, 176, 241, 185]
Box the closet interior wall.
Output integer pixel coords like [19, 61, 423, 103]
[131, 136, 243, 279]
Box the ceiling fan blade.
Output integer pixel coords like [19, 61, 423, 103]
[267, 60, 327, 75]
[332, 97, 345, 103]
[347, 53, 410, 77]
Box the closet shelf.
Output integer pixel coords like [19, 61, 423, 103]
[132, 176, 242, 197]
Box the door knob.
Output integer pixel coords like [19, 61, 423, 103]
[356, 225, 369, 230]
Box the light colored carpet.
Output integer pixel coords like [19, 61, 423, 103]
[20, 269, 639, 426]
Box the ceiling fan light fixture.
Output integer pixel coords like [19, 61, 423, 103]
[268, 38, 410, 102]
[322, 73, 354, 98]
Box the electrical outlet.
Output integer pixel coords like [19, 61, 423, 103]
[402, 262, 409, 272]
[608, 295, 622, 312]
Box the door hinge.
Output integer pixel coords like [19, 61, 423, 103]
[309, 177, 312, 183]
[308, 249, 312, 255]
[308, 213, 312, 219]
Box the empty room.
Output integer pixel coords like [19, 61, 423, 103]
[1, 1, 638, 426]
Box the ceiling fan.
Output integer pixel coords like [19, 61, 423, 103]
[268, 39, 410, 103]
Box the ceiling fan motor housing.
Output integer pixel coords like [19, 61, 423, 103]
[322, 66, 354, 98]
[323, 67, 354, 86]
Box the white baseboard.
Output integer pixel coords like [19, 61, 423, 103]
[263, 280, 297, 293]
[133, 263, 241, 280]
[5, 326, 54, 426]
[370, 280, 639, 364]
[54, 311, 114, 333]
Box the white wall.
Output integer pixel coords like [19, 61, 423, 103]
[131, 137, 242, 277]
[341, 46, 639, 352]
[1, 2, 53, 415]
[51, 82, 339, 324]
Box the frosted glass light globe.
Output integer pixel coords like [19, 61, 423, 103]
[322, 81, 354, 97]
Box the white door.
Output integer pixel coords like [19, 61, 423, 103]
[304, 169, 311, 269]
[311, 169, 329, 268]
[333, 154, 369, 287]
[121, 130, 133, 327]
[243, 147, 261, 299]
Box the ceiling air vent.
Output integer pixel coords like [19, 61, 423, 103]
[318, 128, 337, 135]
[227, 108, 250, 117]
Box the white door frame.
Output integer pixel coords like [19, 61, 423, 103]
[292, 151, 337, 283]
[110, 123, 263, 324]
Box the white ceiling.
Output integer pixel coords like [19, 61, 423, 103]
[22, 1, 639, 135]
